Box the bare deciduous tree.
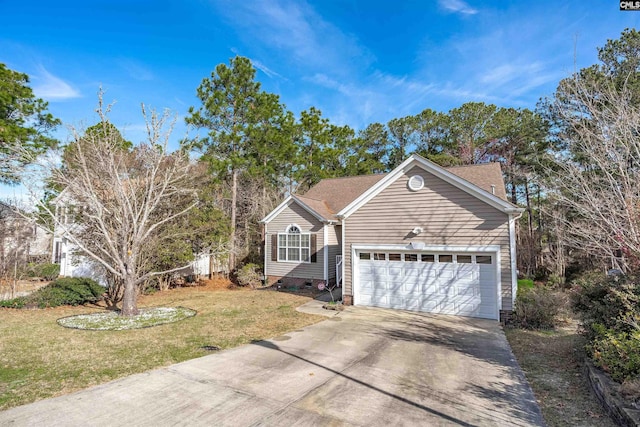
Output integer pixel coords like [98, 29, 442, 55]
[24, 99, 199, 316]
[540, 75, 640, 271]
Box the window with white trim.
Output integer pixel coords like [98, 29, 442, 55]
[278, 225, 311, 262]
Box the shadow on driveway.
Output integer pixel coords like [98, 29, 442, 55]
[252, 339, 477, 427]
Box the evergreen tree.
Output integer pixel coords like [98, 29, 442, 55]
[0, 63, 60, 184]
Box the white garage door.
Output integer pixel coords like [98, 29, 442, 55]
[355, 250, 498, 320]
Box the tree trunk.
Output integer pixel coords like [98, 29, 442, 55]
[524, 178, 537, 275]
[121, 267, 139, 316]
[229, 168, 238, 272]
[12, 247, 17, 299]
[509, 163, 518, 205]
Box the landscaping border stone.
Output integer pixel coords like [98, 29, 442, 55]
[585, 359, 640, 427]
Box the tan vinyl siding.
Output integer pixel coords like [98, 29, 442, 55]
[265, 202, 324, 280]
[343, 166, 514, 311]
[327, 224, 341, 280]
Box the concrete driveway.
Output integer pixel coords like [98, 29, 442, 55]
[0, 301, 544, 426]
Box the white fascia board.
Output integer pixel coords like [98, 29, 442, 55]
[351, 244, 501, 253]
[337, 154, 522, 218]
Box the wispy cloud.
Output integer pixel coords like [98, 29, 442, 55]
[305, 71, 440, 127]
[216, 0, 373, 76]
[438, 0, 478, 15]
[32, 66, 81, 100]
[478, 60, 559, 96]
[212, 0, 585, 128]
[117, 59, 154, 81]
[251, 58, 285, 80]
[230, 48, 286, 80]
[413, 5, 580, 109]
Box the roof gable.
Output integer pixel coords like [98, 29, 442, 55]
[337, 155, 522, 218]
[261, 195, 328, 224]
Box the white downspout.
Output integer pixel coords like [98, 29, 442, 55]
[323, 224, 328, 283]
[341, 219, 346, 302]
[263, 223, 268, 286]
[509, 211, 524, 310]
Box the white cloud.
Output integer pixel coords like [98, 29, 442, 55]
[117, 59, 154, 81]
[250, 58, 285, 80]
[32, 66, 81, 100]
[438, 0, 478, 15]
[216, 0, 373, 76]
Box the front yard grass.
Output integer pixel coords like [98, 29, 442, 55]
[505, 322, 616, 427]
[0, 282, 322, 410]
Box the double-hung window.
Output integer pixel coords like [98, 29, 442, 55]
[278, 225, 310, 262]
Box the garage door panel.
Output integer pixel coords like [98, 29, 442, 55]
[439, 302, 457, 314]
[359, 294, 374, 305]
[359, 263, 374, 274]
[438, 286, 457, 297]
[422, 285, 438, 295]
[456, 285, 478, 297]
[372, 267, 387, 278]
[422, 271, 439, 280]
[402, 284, 422, 295]
[356, 250, 498, 320]
[404, 269, 420, 279]
[388, 282, 404, 292]
[438, 269, 455, 279]
[359, 281, 375, 293]
[403, 297, 422, 310]
[388, 296, 406, 307]
[420, 300, 439, 311]
[458, 303, 481, 315]
[388, 267, 403, 278]
[457, 269, 477, 281]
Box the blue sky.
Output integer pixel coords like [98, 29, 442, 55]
[1, 0, 639, 199]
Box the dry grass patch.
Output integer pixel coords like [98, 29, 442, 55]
[505, 322, 616, 427]
[0, 283, 322, 410]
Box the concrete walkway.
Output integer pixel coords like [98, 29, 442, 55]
[0, 303, 544, 426]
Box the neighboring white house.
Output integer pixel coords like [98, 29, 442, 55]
[51, 190, 219, 284]
[0, 201, 52, 274]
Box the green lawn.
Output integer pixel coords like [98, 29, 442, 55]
[0, 284, 322, 410]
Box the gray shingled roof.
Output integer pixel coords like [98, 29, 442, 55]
[296, 162, 508, 220]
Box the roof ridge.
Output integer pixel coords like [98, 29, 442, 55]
[312, 173, 387, 182]
[446, 162, 499, 169]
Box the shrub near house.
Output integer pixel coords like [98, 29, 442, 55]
[513, 285, 564, 330]
[236, 263, 262, 288]
[572, 273, 640, 383]
[0, 277, 103, 309]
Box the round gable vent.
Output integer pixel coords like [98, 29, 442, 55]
[408, 175, 424, 191]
